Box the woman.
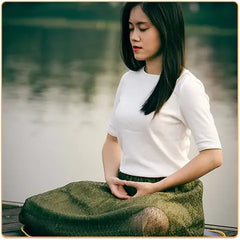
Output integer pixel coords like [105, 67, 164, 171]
[103, 1, 222, 234]
[19, 2, 222, 236]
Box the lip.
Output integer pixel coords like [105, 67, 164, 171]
[132, 46, 142, 51]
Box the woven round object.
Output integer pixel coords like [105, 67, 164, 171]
[204, 229, 226, 236]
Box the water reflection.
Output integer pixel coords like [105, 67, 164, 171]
[186, 33, 237, 95]
[2, 22, 237, 227]
[3, 26, 123, 103]
[185, 31, 237, 227]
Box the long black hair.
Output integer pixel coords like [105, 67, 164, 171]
[121, 2, 185, 117]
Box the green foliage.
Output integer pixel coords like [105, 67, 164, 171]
[2, 2, 123, 21]
[2, 2, 237, 28]
[182, 2, 237, 28]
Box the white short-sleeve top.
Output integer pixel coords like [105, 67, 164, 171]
[107, 67, 222, 177]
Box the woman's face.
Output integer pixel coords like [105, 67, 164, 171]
[129, 5, 161, 62]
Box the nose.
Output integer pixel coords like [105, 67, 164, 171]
[130, 29, 140, 42]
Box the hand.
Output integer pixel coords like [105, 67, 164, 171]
[124, 181, 156, 198]
[106, 177, 131, 199]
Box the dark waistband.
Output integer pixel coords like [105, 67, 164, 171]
[118, 171, 165, 183]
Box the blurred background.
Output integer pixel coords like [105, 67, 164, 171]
[2, 2, 237, 228]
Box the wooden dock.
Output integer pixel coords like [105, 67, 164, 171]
[2, 204, 238, 237]
[2, 204, 25, 236]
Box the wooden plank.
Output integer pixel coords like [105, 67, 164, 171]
[2, 205, 20, 210]
[2, 222, 23, 233]
[2, 230, 25, 236]
[2, 214, 19, 224]
[2, 207, 21, 216]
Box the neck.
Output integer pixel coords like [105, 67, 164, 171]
[145, 55, 162, 75]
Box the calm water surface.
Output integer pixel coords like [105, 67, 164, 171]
[2, 22, 237, 227]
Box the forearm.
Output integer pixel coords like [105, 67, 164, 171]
[102, 136, 122, 182]
[153, 149, 223, 192]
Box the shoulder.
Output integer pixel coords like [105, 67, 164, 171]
[121, 68, 142, 79]
[174, 69, 206, 97]
[117, 70, 131, 87]
[119, 68, 143, 85]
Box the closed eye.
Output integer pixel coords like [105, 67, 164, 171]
[129, 28, 148, 32]
[140, 28, 148, 32]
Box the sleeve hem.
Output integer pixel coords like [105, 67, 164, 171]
[198, 144, 222, 152]
[107, 127, 118, 137]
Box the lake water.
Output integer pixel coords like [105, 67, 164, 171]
[2, 20, 237, 227]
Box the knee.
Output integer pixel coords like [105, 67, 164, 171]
[141, 207, 169, 236]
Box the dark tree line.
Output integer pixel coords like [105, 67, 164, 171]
[2, 2, 237, 28]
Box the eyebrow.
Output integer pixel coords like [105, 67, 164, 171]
[128, 21, 148, 26]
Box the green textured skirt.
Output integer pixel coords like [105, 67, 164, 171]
[19, 172, 204, 236]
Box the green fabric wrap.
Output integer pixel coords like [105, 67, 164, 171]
[19, 172, 204, 236]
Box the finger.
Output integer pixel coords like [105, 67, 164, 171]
[124, 180, 139, 187]
[118, 185, 128, 194]
[112, 189, 131, 199]
[132, 190, 143, 198]
[118, 188, 132, 199]
[132, 192, 139, 198]
[110, 185, 131, 199]
[114, 178, 128, 186]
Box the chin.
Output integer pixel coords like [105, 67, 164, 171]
[133, 55, 146, 61]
